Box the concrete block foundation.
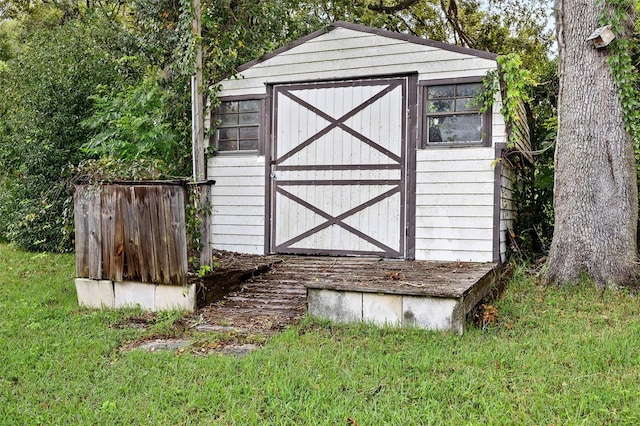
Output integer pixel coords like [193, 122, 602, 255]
[75, 279, 115, 309]
[75, 279, 196, 312]
[308, 288, 468, 333]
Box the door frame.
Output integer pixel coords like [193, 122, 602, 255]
[264, 74, 418, 259]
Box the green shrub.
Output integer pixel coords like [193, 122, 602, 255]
[81, 73, 181, 169]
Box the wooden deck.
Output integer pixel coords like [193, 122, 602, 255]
[199, 256, 499, 334]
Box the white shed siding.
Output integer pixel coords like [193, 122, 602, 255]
[414, 147, 496, 262]
[207, 23, 515, 261]
[217, 27, 496, 97]
[500, 162, 516, 262]
[208, 156, 265, 254]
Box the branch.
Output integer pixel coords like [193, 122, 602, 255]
[367, 0, 421, 14]
[439, 0, 475, 47]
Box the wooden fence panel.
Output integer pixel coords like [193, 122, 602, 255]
[74, 183, 188, 285]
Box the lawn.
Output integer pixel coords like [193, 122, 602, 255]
[1, 243, 639, 425]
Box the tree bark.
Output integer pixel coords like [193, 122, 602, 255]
[545, 0, 638, 288]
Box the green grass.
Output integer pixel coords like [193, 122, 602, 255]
[1, 243, 640, 425]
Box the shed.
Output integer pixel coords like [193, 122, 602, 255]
[205, 21, 524, 264]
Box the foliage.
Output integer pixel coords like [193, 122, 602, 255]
[197, 0, 321, 106]
[0, 2, 192, 251]
[295, 0, 553, 72]
[81, 73, 181, 169]
[74, 157, 173, 183]
[0, 15, 123, 251]
[496, 54, 533, 143]
[479, 53, 533, 144]
[2, 245, 640, 423]
[0, 19, 18, 63]
[479, 53, 556, 258]
[512, 60, 558, 257]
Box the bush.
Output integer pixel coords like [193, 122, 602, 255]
[0, 16, 121, 251]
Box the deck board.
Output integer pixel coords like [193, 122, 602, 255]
[280, 256, 497, 299]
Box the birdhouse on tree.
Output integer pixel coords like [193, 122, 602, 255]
[586, 25, 615, 48]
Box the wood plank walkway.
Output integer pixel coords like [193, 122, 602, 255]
[199, 256, 498, 332]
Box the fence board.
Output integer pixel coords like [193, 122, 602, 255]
[163, 187, 179, 284]
[122, 187, 140, 281]
[172, 187, 188, 284]
[101, 187, 115, 281]
[113, 188, 125, 282]
[74, 186, 90, 278]
[87, 189, 102, 279]
[155, 186, 171, 284]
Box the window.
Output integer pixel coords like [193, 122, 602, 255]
[422, 82, 487, 147]
[215, 99, 261, 152]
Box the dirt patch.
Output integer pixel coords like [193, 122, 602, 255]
[117, 313, 268, 356]
[109, 311, 158, 330]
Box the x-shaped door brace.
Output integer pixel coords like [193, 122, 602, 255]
[275, 185, 401, 257]
[273, 80, 405, 257]
[275, 82, 403, 165]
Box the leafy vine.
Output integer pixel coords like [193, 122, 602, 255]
[479, 53, 533, 147]
[598, 0, 640, 150]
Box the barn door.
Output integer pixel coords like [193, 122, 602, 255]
[270, 77, 407, 257]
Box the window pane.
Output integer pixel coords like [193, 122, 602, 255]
[219, 101, 238, 114]
[428, 114, 482, 144]
[455, 97, 479, 112]
[239, 112, 259, 125]
[239, 126, 259, 139]
[427, 99, 454, 113]
[239, 139, 259, 150]
[219, 113, 238, 125]
[427, 85, 454, 99]
[216, 99, 261, 152]
[456, 83, 481, 97]
[239, 100, 260, 112]
[218, 140, 238, 151]
[218, 127, 238, 141]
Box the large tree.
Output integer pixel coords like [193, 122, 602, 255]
[545, 0, 638, 287]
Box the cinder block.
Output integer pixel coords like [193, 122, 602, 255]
[75, 279, 114, 309]
[155, 284, 196, 312]
[402, 296, 460, 332]
[308, 289, 362, 323]
[362, 293, 402, 326]
[114, 281, 156, 310]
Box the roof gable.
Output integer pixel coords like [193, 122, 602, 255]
[236, 21, 497, 73]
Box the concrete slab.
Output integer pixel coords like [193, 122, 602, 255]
[137, 339, 190, 351]
[155, 284, 196, 312]
[114, 281, 156, 310]
[308, 289, 362, 323]
[402, 296, 460, 332]
[75, 279, 114, 309]
[362, 293, 402, 326]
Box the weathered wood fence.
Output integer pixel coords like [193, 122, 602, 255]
[74, 182, 188, 285]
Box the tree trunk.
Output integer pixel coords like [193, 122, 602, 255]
[545, 0, 638, 288]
